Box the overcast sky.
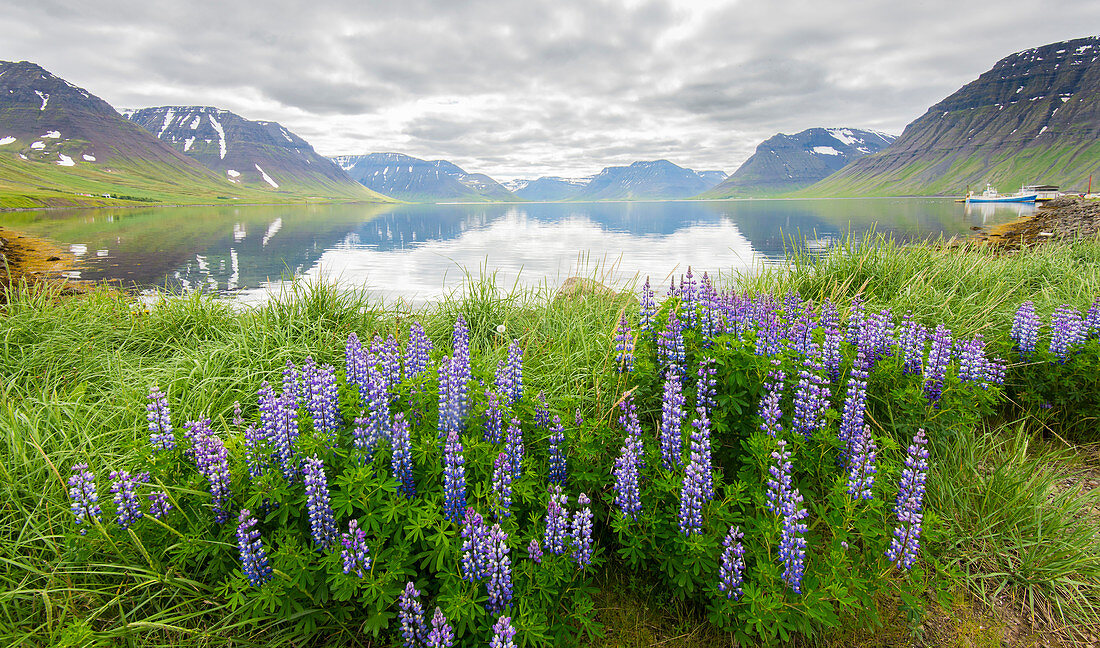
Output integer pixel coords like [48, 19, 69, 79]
[3, 1, 1097, 180]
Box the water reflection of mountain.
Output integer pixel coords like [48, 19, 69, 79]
[2, 198, 1020, 298]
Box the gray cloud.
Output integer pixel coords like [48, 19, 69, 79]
[0, 0, 1097, 179]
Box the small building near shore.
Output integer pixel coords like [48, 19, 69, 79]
[1024, 185, 1061, 201]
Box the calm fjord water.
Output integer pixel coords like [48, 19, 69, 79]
[3, 198, 1031, 304]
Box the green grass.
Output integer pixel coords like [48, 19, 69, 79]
[1, 238, 1098, 645]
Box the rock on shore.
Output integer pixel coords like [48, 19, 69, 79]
[978, 197, 1100, 248]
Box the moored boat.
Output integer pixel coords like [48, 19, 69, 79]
[964, 184, 1037, 203]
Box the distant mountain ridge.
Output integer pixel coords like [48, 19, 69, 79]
[126, 106, 378, 199]
[704, 128, 895, 197]
[802, 36, 1100, 196]
[333, 152, 517, 202]
[570, 160, 725, 201]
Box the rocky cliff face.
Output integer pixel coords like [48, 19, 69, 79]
[571, 160, 724, 201]
[333, 152, 516, 202]
[804, 36, 1100, 196]
[704, 128, 894, 197]
[127, 106, 375, 197]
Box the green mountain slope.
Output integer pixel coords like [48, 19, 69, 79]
[800, 36, 1100, 197]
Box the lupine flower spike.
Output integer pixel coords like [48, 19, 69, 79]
[68, 463, 101, 534]
[719, 525, 745, 600]
[571, 493, 593, 568]
[614, 312, 635, 372]
[236, 509, 273, 587]
[887, 428, 929, 569]
[490, 615, 517, 648]
[341, 519, 371, 577]
[398, 581, 428, 648]
[303, 454, 337, 550]
[426, 607, 454, 648]
[1010, 301, 1040, 357]
[547, 415, 567, 486]
[110, 469, 150, 529]
[443, 429, 467, 524]
[485, 524, 513, 614]
[146, 387, 175, 451]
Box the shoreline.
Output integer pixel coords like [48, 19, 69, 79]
[0, 224, 87, 299]
[973, 196, 1100, 247]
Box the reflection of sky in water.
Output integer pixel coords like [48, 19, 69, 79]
[5, 198, 1030, 304]
[237, 212, 762, 305]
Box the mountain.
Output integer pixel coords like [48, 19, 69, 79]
[802, 36, 1100, 197]
[126, 106, 380, 199]
[333, 153, 517, 202]
[571, 160, 725, 201]
[702, 128, 895, 197]
[505, 176, 592, 201]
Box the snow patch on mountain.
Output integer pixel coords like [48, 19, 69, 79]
[82, 154, 96, 161]
[208, 115, 227, 159]
[255, 164, 279, 188]
[0, 136, 15, 146]
[813, 146, 841, 156]
[34, 90, 48, 110]
[56, 153, 75, 166]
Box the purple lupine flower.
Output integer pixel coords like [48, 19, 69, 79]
[460, 507, 489, 581]
[341, 519, 371, 577]
[493, 452, 513, 519]
[346, 332, 367, 395]
[614, 312, 635, 373]
[182, 418, 212, 458]
[689, 407, 714, 501]
[696, 357, 717, 415]
[819, 299, 840, 331]
[758, 369, 784, 438]
[956, 335, 989, 386]
[232, 400, 244, 429]
[639, 276, 657, 334]
[786, 304, 815, 357]
[146, 387, 174, 452]
[657, 309, 686, 377]
[858, 308, 895, 370]
[109, 469, 149, 529]
[398, 581, 428, 648]
[485, 523, 513, 614]
[1086, 298, 1100, 339]
[923, 325, 953, 405]
[1050, 305, 1086, 362]
[494, 340, 524, 406]
[545, 485, 568, 555]
[490, 615, 517, 648]
[148, 490, 172, 520]
[778, 485, 809, 593]
[846, 425, 878, 500]
[986, 357, 1007, 386]
[887, 428, 929, 569]
[838, 360, 869, 461]
[612, 417, 643, 520]
[659, 369, 686, 471]
[404, 322, 433, 384]
[303, 362, 340, 445]
[437, 356, 460, 438]
[483, 388, 504, 444]
[443, 429, 467, 524]
[681, 266, 697, 328]
[571, 493, 593, 568]
[822, 321, 843, 383]
[698, 271, 720, 346]
[679, 446, 706, 536]
[574, 407, 584, 428]
[451, 316, 471, 414]
[303, 454, 337, 550]
[505, 418, 524, 480]
[259, 382, 299, 482]
[352, 412, 373, 464]
[381, 334, 402, 390]
[755, 309, 783, 357]
[791, 353, 829, 441]
[846, 296, 864, 346]
[897, 313, 927, 376]
[619, 393, 646, 471]
[1011, 301, 1041, 357]
[534, 392, 551, 429]
[426, 607, 454, 648]
[68, 463, 101, 534]
[391, 412, 415, 498]
[718, 525, 745, 600]
[194, 431, 231, 524]
[766, 441, 808, 592]
[765, 439, 793, 516]
[527, 538, 543, 564]
[362, 364, 391, 458]
[236, 509, 273, 587]
[283, 360, 300, 406]
[547, 415, 567, 487]
[242, 419, 269, 481]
